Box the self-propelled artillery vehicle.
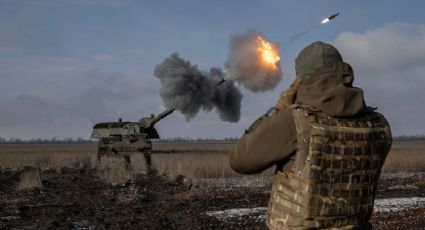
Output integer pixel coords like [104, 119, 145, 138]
[91, 108, 175, 172]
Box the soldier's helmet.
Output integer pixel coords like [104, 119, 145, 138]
[295, 41, 343, 78]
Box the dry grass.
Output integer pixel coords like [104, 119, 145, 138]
[153, 152, 275, 179]
[382, 141, 425, 173]
[17, 168, 42, 190]
[0, 144, 97, 169]
[0, 141, 424, 183]
[153, 142, 232, 152]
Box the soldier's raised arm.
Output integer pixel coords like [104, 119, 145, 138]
[229, 109, 297, 174]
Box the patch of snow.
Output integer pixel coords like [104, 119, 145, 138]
[205, 197, 425, 222]
[195, 172, 425, 188]
[71, 220, 94, 230]
[387, 184, 419, 190]
[205, 207, 267, 221]
[194, 177, 272, 188]
[194, 172, 424, 188]
[374, 197, 425, 212]
[380, 172, 425, 180]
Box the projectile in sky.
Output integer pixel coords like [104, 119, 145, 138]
[321, 12, 340, 24]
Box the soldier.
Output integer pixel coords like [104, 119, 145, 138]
[230, 41, 392, 229]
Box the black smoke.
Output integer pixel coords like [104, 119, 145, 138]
[154, 30, 282, 122]
[154, 53, 242, 122]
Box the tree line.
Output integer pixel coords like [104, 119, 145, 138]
[155, 137, 239, 143]
[0, 137, 96, 144]
[0, 136, 239, 144]
[392, 135, 425, 141]
[0, 135, 423, 144]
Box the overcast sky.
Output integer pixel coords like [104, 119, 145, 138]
[1, 0, 425, 139]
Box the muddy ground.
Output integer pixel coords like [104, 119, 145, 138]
[1, 167, 425, 230]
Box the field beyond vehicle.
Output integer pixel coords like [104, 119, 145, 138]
[0, 141, 424, 229]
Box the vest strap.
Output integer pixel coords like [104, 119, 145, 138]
[291, 107, 311, 176]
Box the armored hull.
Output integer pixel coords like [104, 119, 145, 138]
[91, 109, 174, 173]
[97, 134, 152, 155]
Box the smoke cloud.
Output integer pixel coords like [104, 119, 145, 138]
[154, 53, 242, 122]
[154, 30, 282, 122]
[225, 30, 283, 92]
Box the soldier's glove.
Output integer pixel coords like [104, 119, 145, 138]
[275, 77, 302, 112]
[244, 78, 301, 134]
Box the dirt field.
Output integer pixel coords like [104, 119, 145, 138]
[0, 141, 424, 229]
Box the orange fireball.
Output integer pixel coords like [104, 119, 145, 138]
[257, 36, 280, 69]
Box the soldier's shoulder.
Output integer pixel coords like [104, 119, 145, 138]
[363, 107, 389, 120]
[270, 109, 297, 132]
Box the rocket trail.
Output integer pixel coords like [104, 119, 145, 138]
[287, 12, 341, 44]
[321, 12, 340, 24]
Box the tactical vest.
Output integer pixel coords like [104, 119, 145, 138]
[266, 105, 392, 230]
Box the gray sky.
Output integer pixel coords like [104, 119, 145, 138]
[1, 0, 424, 139]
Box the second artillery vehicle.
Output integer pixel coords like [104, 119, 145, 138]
[91, 108, 175, 173]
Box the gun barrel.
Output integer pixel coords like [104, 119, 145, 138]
[157, 108, 175, 120]
[151, 108, 175, 126]
[215, 78, 226, 87]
